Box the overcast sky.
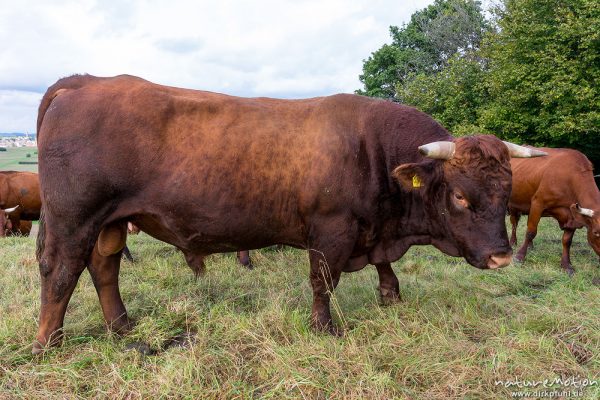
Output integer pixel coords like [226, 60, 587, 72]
[0, 0, 433, 133]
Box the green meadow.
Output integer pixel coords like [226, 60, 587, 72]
[0, 217, 598, 399]
[0, 147, 38, 173]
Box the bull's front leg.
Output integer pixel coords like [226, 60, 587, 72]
[560, 229, 575, 276]
[307, 216, 357, 336]
[237, 250, 253, 269]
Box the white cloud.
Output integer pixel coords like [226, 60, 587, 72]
[0, 90, 43, 133]
[0, 0, 433, 132]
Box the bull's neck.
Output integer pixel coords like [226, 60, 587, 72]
[390, 189, 442, 240]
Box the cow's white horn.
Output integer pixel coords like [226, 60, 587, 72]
[502, 141, 547, 158]
[418, 141, 456, 160]
[3, 205, 19, 213]
[576, 203, 594, 217]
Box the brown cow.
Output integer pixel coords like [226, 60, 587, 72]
[1, 206, 32, 236]
[509, 147, 600, 275]
[0, 171, 41, 237]
[33, 74, 544, 353]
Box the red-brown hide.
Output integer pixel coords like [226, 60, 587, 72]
[34, 74, 516, 353]
[509, 148, 600, 274]
[0, 171, 41, 237]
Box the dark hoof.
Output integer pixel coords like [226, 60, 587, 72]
[124, 341, 157, 356]
[163, 332, 197, 350]
[380, 288, 401, 306]
[513, 254, 525, 264]
[564, 268, 575, 277]
[244, 262, 254, 270]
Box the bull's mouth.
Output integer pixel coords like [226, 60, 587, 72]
[487, 252, 512, 269]
[465, 251, 512, 270]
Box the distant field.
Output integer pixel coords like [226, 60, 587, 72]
[0, 147, 38, 172]
[0, 218, 598, 398]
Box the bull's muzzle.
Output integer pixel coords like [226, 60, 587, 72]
[487, 252, 513, 269]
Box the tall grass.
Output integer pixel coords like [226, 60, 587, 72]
[0, 218, 598, 399]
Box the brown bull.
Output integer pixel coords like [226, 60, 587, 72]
[509, 147, 600, 275]
[0, 171, 41, 237]
[34, 74, 544, 353]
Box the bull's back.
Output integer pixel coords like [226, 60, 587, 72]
[510, 148, 592, 212]
[38, 76, 384, 248]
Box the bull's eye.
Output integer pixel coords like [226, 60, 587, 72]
[453, 192, 469, 209]
[594, 231, 600, 238]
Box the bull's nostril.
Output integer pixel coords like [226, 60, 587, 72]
[487, 252, 513, 269]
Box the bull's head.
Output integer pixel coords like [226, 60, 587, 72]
[393, 136, 546, 270]
[570, 203, 600, 259]
[0, 205, 19, 237]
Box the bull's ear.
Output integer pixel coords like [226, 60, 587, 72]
[570, 203, 594, 226]
[392, 163, 430, 190]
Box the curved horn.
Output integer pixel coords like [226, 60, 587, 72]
[575, 203, 594, 217]
[502, 141, 547, 158]
[418, 141, 456, 160]
[2, 205, 19, 213]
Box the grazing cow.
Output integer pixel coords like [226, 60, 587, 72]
[1, 206, 32, 236]
[33, 74, 544, 353]
[509, 147, 600, 275]
[0, 171, 41, 237]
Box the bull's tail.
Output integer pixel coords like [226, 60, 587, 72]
[36, 74, 97, 139]
[36, 206, 46, 261]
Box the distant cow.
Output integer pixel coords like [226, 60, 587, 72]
[509, 147, 600, 275]
[0, 171, 41, 237]
[1, 205, 32, 236]
[33, 74, 544, 353]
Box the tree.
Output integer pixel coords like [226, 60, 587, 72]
[397, 54, 487, 134]
[479, 0, 600, 162]
[357, 0, 489, 100]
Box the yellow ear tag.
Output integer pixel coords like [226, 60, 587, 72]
[412, 175, 422, 188]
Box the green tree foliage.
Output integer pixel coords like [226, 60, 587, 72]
[480, 0, 600, 161]
[357, 0, 488, 99]
[396, 54, 487, 135]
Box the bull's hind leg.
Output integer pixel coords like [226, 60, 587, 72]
[375, 263, 400, 305]
[88, 243, 133, 333]
[509, 211, 521, 247]
[515, 201, 543, 263]
[34, 236, 89, 354]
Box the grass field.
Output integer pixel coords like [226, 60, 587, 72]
[0, 218, 598, 399]
[0, 147, 38, 172]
